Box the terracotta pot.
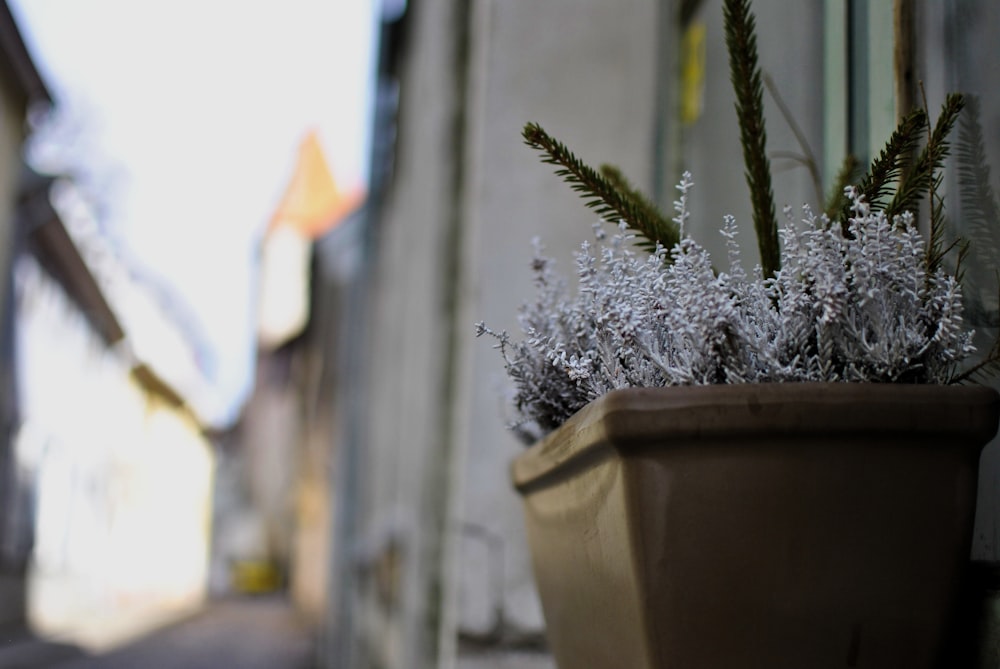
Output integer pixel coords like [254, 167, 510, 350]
[511, 383, 999, 669]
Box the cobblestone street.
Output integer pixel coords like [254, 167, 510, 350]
[46, 597, 315, 669]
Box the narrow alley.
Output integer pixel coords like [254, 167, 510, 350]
[1, 596, 315, 669]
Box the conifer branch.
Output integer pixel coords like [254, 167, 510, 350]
[522, 122, 679, 252]
[923, 181, 969, 296]
[924, 173, 951, 275]
[888, 93, 965, 221]
[840, 108, 926, 231]
[724, 0, 779, 278]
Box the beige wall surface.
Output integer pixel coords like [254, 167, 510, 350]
[352, 0, 671, 666]
[453, 0, 660, 659]
[345, 0, 1000, 667]
[351, 0, 469, 665]
[451, 2, 826, 666]
[350, 0, 829, 667]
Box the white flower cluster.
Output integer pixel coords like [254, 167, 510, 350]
[478, 176, 975, 440]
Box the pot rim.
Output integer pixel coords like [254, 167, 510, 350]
[511, 382, 1000, 493]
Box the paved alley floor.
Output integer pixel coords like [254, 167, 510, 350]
[48, 596, 315, 669]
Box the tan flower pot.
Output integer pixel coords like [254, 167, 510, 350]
[512, 383, 999, 668]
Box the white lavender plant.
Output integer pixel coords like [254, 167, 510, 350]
[477, 176, 975, 441]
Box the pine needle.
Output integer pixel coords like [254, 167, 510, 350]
[888, 93, 965, 222]
[839, 108, 926, 231]
[522, 122, 679, 253]
[924, 173, 951, 275]
[724, 0, 779, 278]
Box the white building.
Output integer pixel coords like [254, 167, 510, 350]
[13, 173, 215, 651]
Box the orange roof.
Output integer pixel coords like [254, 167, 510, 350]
[269, 129, 365, 238]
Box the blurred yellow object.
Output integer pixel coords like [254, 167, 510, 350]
[681, 21, 706, 125]
[230, 560, 282, 594]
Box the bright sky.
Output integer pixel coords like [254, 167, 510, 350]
[8, 0, 376, 426]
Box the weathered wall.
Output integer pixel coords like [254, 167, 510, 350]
[915, 1, 1000, 562]
[341, 0, 829, 667]
[451, 0, 661, 664]
[352, 0, 671, 665]
[340, 1, 836, 667]
[452, 2, 824, 666]
[342, 0, 469, 666]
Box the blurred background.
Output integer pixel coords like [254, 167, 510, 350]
[0, 1, 998, 668]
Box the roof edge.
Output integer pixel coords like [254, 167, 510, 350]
[0, 0, 51, 108]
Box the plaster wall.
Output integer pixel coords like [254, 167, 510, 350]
[452, 0, 660, 664]
[350, 1, 849, 667]
[350, 1, 468, 666]
[345, 0, 1000, 665]
[452, 2, 824, 665]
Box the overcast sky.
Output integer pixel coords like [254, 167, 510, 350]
[8, 0, 375, 425]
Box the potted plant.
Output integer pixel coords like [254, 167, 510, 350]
[477, 1, 1000, 667]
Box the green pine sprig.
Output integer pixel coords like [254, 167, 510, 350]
[521, 122, 679, 253]
[723, 0, 779, 279]
[838, 108, 927, 230]
[923, 173, 968, 277]
[888, 93, 965, 221]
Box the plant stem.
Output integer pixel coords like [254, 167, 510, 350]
[724, 0, 780, 278]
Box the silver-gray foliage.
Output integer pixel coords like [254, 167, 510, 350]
[477, 176, 975, 440]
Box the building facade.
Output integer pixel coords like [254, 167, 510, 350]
[12, 174, 216, 651]
[0, 0, 52, 631]
[326, 1, 1000, 667]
